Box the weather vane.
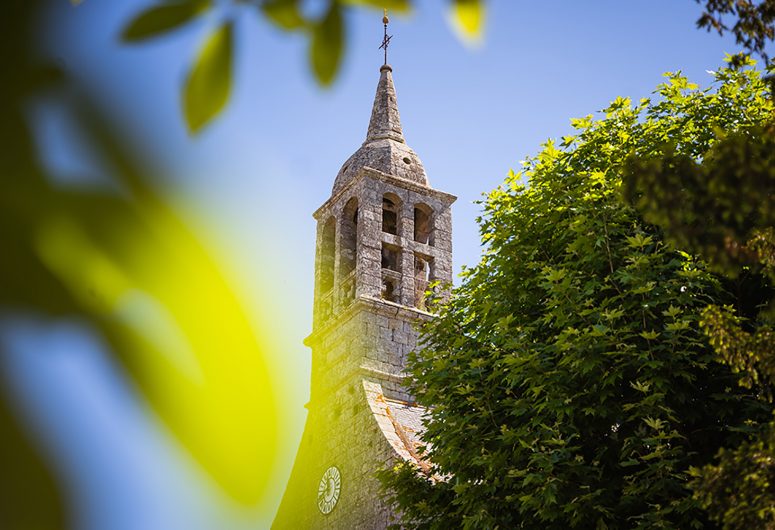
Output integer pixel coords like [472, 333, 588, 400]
[379, 8, 392, 66]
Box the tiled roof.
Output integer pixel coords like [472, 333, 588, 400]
[364, 380, 431, 473]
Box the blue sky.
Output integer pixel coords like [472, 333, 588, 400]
[3, 1, 755, 528]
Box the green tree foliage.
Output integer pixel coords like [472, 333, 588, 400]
[5, 1, 773, 527]
[695, 0, 775, 62]
[2, 2, 279, 527]
[379, 63, 774, 529]
[623, 57, 775, 529]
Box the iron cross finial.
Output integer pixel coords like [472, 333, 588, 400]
[379, 9, 392, 66]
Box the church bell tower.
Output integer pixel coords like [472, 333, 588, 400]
[273, 19, 455, 528]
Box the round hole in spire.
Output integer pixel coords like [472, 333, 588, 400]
[403, 157, 411, 165]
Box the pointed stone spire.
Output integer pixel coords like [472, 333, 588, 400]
[332, 66, 429, 194]
[365, 65, 405, 144]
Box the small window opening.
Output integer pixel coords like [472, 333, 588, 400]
[381, 244, 400, 272]
[402, 157, 411, 165]
[341, 277, 355, 304]
[415, 256, 432, 282]
[414, 255, 434, 309]
[382, 196, 399, 235]
[339, 198, 358, 277]
[382, 278, 399, 303]
[414, 204, 434, 246]
[320, 216, 336, 293]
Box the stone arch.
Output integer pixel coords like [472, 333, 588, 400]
[413, 203, 434, 246]
[382, 193, 401, 235]
[319, 216, 336, 293]
[339, 197, 359, 277]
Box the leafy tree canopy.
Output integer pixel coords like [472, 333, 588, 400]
[380, 60, 774, 529]
[695, 0, 775, 63]
[623, 56, 775, 529]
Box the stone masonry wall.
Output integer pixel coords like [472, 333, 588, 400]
[275, 165, 454, 528]
[273, 306, 420, 529]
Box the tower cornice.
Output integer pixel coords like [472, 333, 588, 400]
[304, 294, 434, 348]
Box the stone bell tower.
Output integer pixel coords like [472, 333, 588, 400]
[273, 35, 455, 529]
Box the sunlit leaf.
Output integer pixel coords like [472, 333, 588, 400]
[183, 21, 233, 133]
[121, 0, 211, 42]
[27, 109, 281, 504]
[310, 2, 344, 86]
[449, 0, 485, 45]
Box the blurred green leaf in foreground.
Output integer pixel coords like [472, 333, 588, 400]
[1, 2, 279, 527]
[116, 0, 487, 133]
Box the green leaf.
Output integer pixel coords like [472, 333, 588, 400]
[665, 321, 690, 332]
[644, 416, 665, 431]
[662, 305, 681, 318]
[625, 234, 654, 249]
[632, 281, 656, 294]
[449, 0, 485, 44]
[341, 0, 411, 13]
[603, 308, 625, 321]
[631, 380, 651, 393]
[570, 115, 593, 130]
[121, 0, 210, 42]
[183, 21, 233, 133]
[261, 0, 306, 31]
[309, 2, 344, 86]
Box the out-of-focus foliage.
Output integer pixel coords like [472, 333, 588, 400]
[623, 60, 775, 278]
[690, 426, 775, 528]
[623, 58, 775, 530]
[105, 0, 486, 132]
[379, 63, 774, 529]
[1, 2, 280, 528]
[121, 0, 211, 42]
[695, 0, 775, 62]
[449, 0, 485, 45]
[184, 20, 234, 132]
[74, 0, 772, 134]
[1, 5, 71, 527]
[310, 2, 345, 87]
